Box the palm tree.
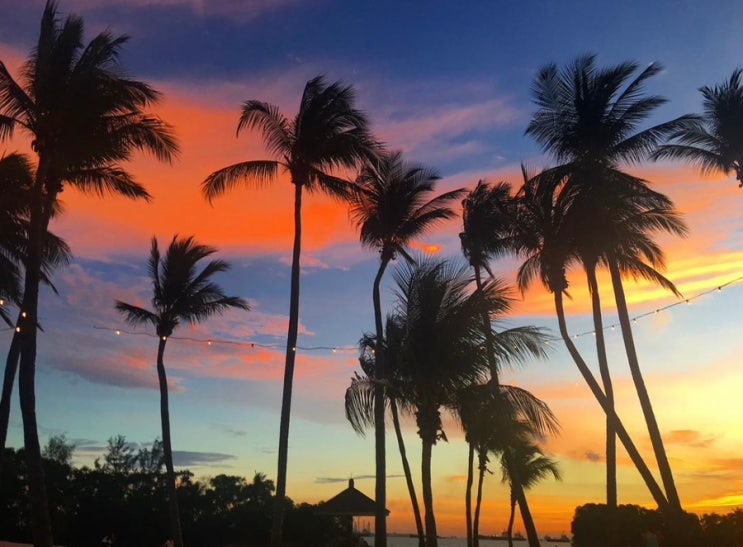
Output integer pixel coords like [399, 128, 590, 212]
[526, 54, 690, 512]
[653, 68, 743, 187]
[0, 152, 70, 474]
[459, 180, 520, 546]
[390, 258, 546, 547]
[509, 168, 671, 512]
[202, 75, 376, 545]
[349, 150, 463, 545]
[116, 235, 249, 547]
[0, 3, 177, 543]
[345, 317, 425, 547]
[455, 380, 557, 547]
[499, 426, 561, 547]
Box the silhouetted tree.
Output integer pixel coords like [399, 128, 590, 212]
[349, 150, 462, 546]
[0, 2, 177, 542]
[116, 236, 248, 547]
[202, 75, 376, 547]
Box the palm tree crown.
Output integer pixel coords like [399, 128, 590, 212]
[460, 180, 515, 275]
[526, 54, 689, 168]
[116, 236, 249, 335]
[0, 1, 178, 198]
[203, 75, 377, 199]
[350, 150, 463, 263]
[654, 68, 743, 186]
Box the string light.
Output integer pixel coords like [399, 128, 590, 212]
[90, 325, 358, 353]
[567, 274, 743, 340]
[5, 273, 738, 353]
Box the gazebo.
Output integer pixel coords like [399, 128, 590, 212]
[316, 478, 389, 535]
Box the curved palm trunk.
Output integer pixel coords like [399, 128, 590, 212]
[17, 167, 53, 547]
[514, 482, 539, 547]
[271, 181, 304, 546]
[473, 449, 487, 547]
[585, 265, 617, 510]
[390, 399, 424, 547]
[506, 488, 516, 547]
[372, 258, 390, 547]
[607, 258, 681, 511]
[552, 290, 670, 512]
[156, 338, 183, 547]
[465, 442, 474, 547]
[0, 329, 22, 467]
[420, 435, 438, 547]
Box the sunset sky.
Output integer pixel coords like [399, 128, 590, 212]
[1, 0, 743, 537]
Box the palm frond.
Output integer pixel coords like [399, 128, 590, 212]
[202, 160, 281, 201]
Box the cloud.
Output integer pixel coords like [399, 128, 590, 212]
[44, 0, 301, 19]
[665, 429, 717, 449]
[172, 450, 237, 466]
[584, 450, 602, 463]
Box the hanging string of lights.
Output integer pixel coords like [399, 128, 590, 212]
[565, 274, 743, 341]
[1, 274, 742, 350]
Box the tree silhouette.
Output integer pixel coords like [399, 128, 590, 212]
[202, 75, 376, 546]
[526, 54, 689, 513]
[349, 150, 462, 545]
[116, 235, 248, 547]
[0, 3, 177, 541]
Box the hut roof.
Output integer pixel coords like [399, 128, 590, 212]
[316, 479, 389, 517]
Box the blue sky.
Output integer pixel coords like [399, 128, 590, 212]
[2, 0, 743, 535]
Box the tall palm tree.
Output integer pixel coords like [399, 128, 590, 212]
[116, 235, 249, 547]
[0, 4, 176, 542]
[510, 168, 671, 512]
[526, 54, 690, 512]
[391, 258, 546, 547]
[0, 152, 70, 473]
[345, 317, 425, 547]
[349, 150, 463, 545]
[653, 68, 743, 187]
[459, 180, 525, 547]
[202, 75, 376, 546]
[499, 426, 561, 547]
[455, 380, 557, 547]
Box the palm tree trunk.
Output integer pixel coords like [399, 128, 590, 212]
[607, 258, 681, 511]
[17, 167, 53, 547]
[271, 181, 304, 546]
[421, 435, 438, 547]
[507, 488, 516, 547]
[473, 450, 486, 547]
[465, 442, 474, 547]
[585, 265, 617, 510]
[0, 328, 22, 465]
[390, 399, 424, 547]
[552, 290, 670, 512]
[373, 257, 390, 547]
[514, 482, 539, 547]
[473, 266, 499, 384]
[156, 338, 183, 547]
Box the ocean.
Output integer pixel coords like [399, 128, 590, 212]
[365, 537, 568, 547]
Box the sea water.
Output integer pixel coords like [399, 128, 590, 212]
[366, 538, 566, 547]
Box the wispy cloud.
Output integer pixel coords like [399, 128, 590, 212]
[172, 450, 237, 466]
